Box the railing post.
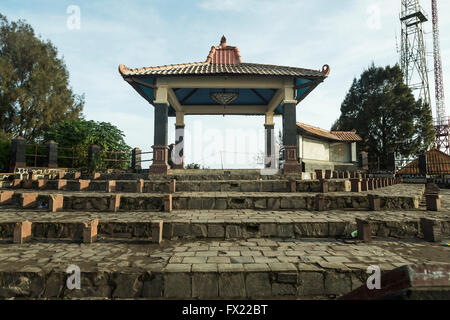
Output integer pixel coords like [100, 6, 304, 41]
[419, 154, 427, 176]
[132, 148, 142, 171]
[45, 140, 58, 168]
[9, 137, 26, 172]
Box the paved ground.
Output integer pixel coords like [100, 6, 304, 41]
[0, 238, 448, 274]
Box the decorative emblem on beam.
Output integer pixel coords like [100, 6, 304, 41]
[210, 91, 239, 105]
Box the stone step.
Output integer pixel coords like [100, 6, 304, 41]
[0, 239, 447, 299]
[4, 178, 351, 193]
[1, 209, 447, 241]
[1, 189, 422, 212]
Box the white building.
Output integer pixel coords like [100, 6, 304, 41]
[296, 122, 363, 172]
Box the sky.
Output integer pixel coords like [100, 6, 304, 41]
[1, 0, 450, 168]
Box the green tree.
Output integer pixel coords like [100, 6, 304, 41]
[44, 120, 131, 170]
[0, 14, 84, 142]
[331, 64, 435, 169]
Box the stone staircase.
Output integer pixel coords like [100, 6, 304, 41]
[0, 170, 448, 299]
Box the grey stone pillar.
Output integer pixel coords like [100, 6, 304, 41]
[88, 145, 101, 170]
[150, 103, 169, 175]
[45, 140, 58, 168]
[172, 125, 185, 169]
[419, 154, 427, 176]
[387, 151, 396, 172]
[264, 124, 275, 169]
[282, 102, 301, 174]
[9, 137, 26, 172]
[132, 148, 142, 171]
[359, 151, 368, 170]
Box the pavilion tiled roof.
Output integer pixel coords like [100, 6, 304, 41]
[296, 122, 363, 142]
[119, 36, 329, 79]
[397, 148, 450, 175]
[119, 62, 327, 78]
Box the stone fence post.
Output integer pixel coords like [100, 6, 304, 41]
[359, 151, 368, 171]
[45, 140, 58, 168]
[131, 148, 142, 171]
[9, 137, 26, 172]
[88, 145, 101, 170]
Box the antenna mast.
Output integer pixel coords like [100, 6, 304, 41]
[431, 0, 449, 154]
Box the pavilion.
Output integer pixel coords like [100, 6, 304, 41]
[119, 36, 330, 174]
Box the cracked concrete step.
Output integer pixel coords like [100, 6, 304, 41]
[3, 178, 351, 193]
[0, 185, 424, 212]
[0, 239, 447, 299]
[0, 209, 448, 241]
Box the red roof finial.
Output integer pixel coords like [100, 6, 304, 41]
[205, 36, 242, 64]
[220, 35, 227, 47]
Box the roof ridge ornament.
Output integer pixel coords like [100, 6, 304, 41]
[220, 35, 227, 47]
[322, 64, 330, 76]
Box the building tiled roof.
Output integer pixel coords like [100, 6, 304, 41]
[397, 148, 450, 175]
[331, 131, 363, 142]
[119, 36, 329, 79]
[296, 122, 362, 142]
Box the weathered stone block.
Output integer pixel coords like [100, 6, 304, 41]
[169, 179, 176, 193]
[106, 180, 116, 193]
[192, 224, 207, 238]
[109, 195, 121, 212]
[77, 179, 90, 191]
[214, 199, 227, 210]
[350, 179, 361, 193]
[277, 224, 294, 238]
[49, 194, 63, 212]
[172, 223, 190, 238]
[192, 273, 218, 298]
[260, 223, 277, 237]
[112, 274, 143, 298]
[356, 219, 371, 243]
[208, 224, 225, 238]
[426, 194, 441, 211]
[324, 272, 351, 296]
[219, 273, 245, 298]
[225, 225, 242, 239]
[142, 274, 163, 298]
[315, 194, 325, 211]
[272, 283, 296, 296]
[13, 221, 32, 244]
[57, 180, 67, 190]
[246, 273, 271, 298]
[164, 194, 172, 212]
[83, 219, 99, 244]
[0, 191, 14, 205]
[164, 273, 191, 298]
[20, 193, 38, 208]
[151, 221, 163, 244]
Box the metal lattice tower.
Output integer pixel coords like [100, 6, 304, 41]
[431, 0, 449, 154]
[400, 0, 432, 108]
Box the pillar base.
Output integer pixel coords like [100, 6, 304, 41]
[171, 163, 184, 170]
[149, 145, 169, 175]
[283, 145, 301, 174]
